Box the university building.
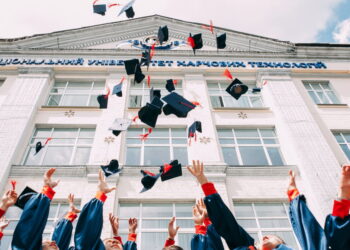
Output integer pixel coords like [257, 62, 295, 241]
[0, 15, 349, 249]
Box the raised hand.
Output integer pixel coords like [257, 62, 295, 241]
[0, 217, 9, 232]
[44, 168, 60, 188]
[128, 218, 138, 234]
[109, 213, 119, 236]
[168, 217, 180, 240]
[196, 199, 208, 219]
[339, 165, 350, 200]
[0, 190, 18, 211]
[187, 160, 208, 185]
[287, 170, 297, 191]
[192, 206, 205, 226]
[68, 194, 81, 214]
[98, 170, 116, 194]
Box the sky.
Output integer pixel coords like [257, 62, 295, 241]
[0, 0, 350, 43]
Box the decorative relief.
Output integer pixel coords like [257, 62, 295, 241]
[199, 137, 211, 144]
[64, 110, 75, 117]
[104, 136, 115, 144]
[238, 112, 248, 119]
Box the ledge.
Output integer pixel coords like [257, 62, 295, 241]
[40, 106, 101, 111]
[213, 107, 271, 111]
[317, 104, 348, 108]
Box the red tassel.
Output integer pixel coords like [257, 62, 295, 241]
[120, 76, 126, 84]
[143, 170, 155, 176]
[191, 101, 201, 107]
[108, 3, 120, 8]
[163, 164, 173, 174]
[180, 102, 196, 109]
[132, 116, 139, 122]
[140, 128, 153, 141]
[11, 180, 16, 191]
[150, 44, 156, 58]
[93, 0, 100, 5]
[44, 137, 52, 145]
[263, 80, 268, 86]
[223, 69, 233, 80]
[173, 80, 178, 85]
[147, 76, 151, 88]
[187, 37, 195, 48]
[201, 20, 214, 34]
[104, 86, 111, 99]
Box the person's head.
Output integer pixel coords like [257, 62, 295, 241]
[103, 237, 123, 250]
[259, 235, 285, 250]
[42, 240, 59, 250]
[162, 246, 184, 250]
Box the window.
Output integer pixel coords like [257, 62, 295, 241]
[218, 128, 284, 166]
[46, 81, 105, 107]
[303, 82, 340, 104]
[129, 80, 183, 108]
[208, 82, 263, 108]
[125, 128, 188, 165]
[118, 202, 194, 250]
[233, 202, 299, 249]
[1, 201, 80, 250]
[23, 128, 95, 165]
[333, 132, 350, 160]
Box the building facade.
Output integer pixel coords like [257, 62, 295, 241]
[0, 15, 349, 249]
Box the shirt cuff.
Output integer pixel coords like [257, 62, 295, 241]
[95, 191, 107, 203]
[164, 238, 175, 247]
[287, 188, 300, 201]
[201, 182, 217, 196]
[41, 186, 55, 200]
[114, 236, 123, 245]
[332, 199, 350, 219]
[0, 209, 5, 218]
[65, 212, 78, 222]
[128, 233, 137, 242]
[204, 218, 212, 226]
[195, 225, 207, 235]
[0, 231, 3, 240]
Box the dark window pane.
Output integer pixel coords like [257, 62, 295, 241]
[267, 147, 284, 165]
[222, 147, 239, 165]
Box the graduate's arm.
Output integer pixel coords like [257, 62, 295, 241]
[74, 170, 116, 250]
[0, 217, 9, 241]
[164, 217, 179, 247]
[123, 218, 138, 250]
[187, 160, 254, 249]
[12, 168, 59, 250]
[0, 189, 18, 218]
[190, 205, 209, 250]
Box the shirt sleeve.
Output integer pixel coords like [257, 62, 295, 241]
[202, 183, 254, 249]
[289, 195, 327, 250]
[164, 238, 175, 247]
[11, 186, 55, 250]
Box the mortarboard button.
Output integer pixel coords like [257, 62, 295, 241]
[112, 84, 123, 97]
[140, 170, 160, 193]
[138, 97, 163, 128]
[216, 33, 226, 49]
[252, 88, 261, 93]
[15, 186, 38, 209]
[150, 87, 161, 102]
[162, 92, 196, 118]
[225, 78, 249, 100]
[109, 118, 132, 136]
[158, 26, 169, 45]
[101, 159, 122, 177]
[118, 0, 136, 18]
[165, 79, 176, 93]
[93, 4, 107, 15]
[160, 160, 182, 181]
[97, 95, 108, 109]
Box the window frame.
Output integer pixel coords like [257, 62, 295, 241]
[303, 81, 340, 105]
[333, 131, 350, 160]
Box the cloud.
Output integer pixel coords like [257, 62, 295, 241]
[333, 18, 350, 43]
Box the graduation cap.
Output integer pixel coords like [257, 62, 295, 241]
[187, 33, 203, 54]
[162, 92, 196, 118]
[165, 79, 176, 93]
[150, 87, 161, 102]
[118, 0, 136, 18]
[226, 79, 249, 100]
[160, 160, 182, 181]
[34, 138, 52, 155]
[112, 77, 125, 97]
[138, 97, 163, 128]
[93, 4, 107, 15]
[252, 88, 261, 93]
[188, 121, 202, 138]
[109, 118, 132, 136]
[140, 170, 161, 193]
[15, 186, 38, 209]
[97, 95, 108, 109]
[158, 26, 169, 45]
[101, 159, 122, 177]
[124, 59, 145, 84]
[216, 33, 226, 49]
[140, 50, 151, 70]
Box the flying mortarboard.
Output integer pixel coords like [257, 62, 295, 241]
[140, 50, 151, 71]
[140, 170, 161, 193]
[112, 77, 125, 97]
[150, 87, 161, 102]
[93, 4, 107, 15]
[160, 160, 182, 181]
[226, 78, 249, 100]
[34, 138, 52, 155]
[165, 79, 177, 93]
[216, 33, 226, 49]
[158, 26, 169, 45]
[162, 92, 196, 118]
[124, 59, 145, 84]
[138, 97, 163, 128]
[118, 0, 136, 18]
[15, 186, 38, 209]
[187, 33, 203, 54]
[101, 159, 122, 177]
[109, 118, 132, 136]
[252, 88, 261, 93]
[188, 121, 202, 138]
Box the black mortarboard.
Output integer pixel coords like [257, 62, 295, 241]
[252, 88, 261, 93]
[35, 142, 43, 154]
[109, 118, 132, 136]
[101, 159, 122, 177]
[112, 83, 123, 97]
[15, 186, 38, 209]
[226, 78, 249, 100]
[162, 92, 196, 118]
[93, 4, 107, 15]
[188, 33, 203, 54]
[150, 87, 161, 102]
[160, 160, 182, 181]
[140, 170, 160, 193]
[97, 95, 108, 109]
[140, 50, 151, 70]
[188, 121, 202, 138]
[118, 0, 136, 18]
[124, 59, 145, 84]
[165, 79, 176, 93]
[138, 97, 163, 128]
[134, 65, 145, 84]
[158, 26, 169, 45]
[216, 33, 226, 49]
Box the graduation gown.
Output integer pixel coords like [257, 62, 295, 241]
[12, 186, 56, 250]
[190, 222, 225, 250]
[52, 212, 77, 250]
[202, 183, 293, 250]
